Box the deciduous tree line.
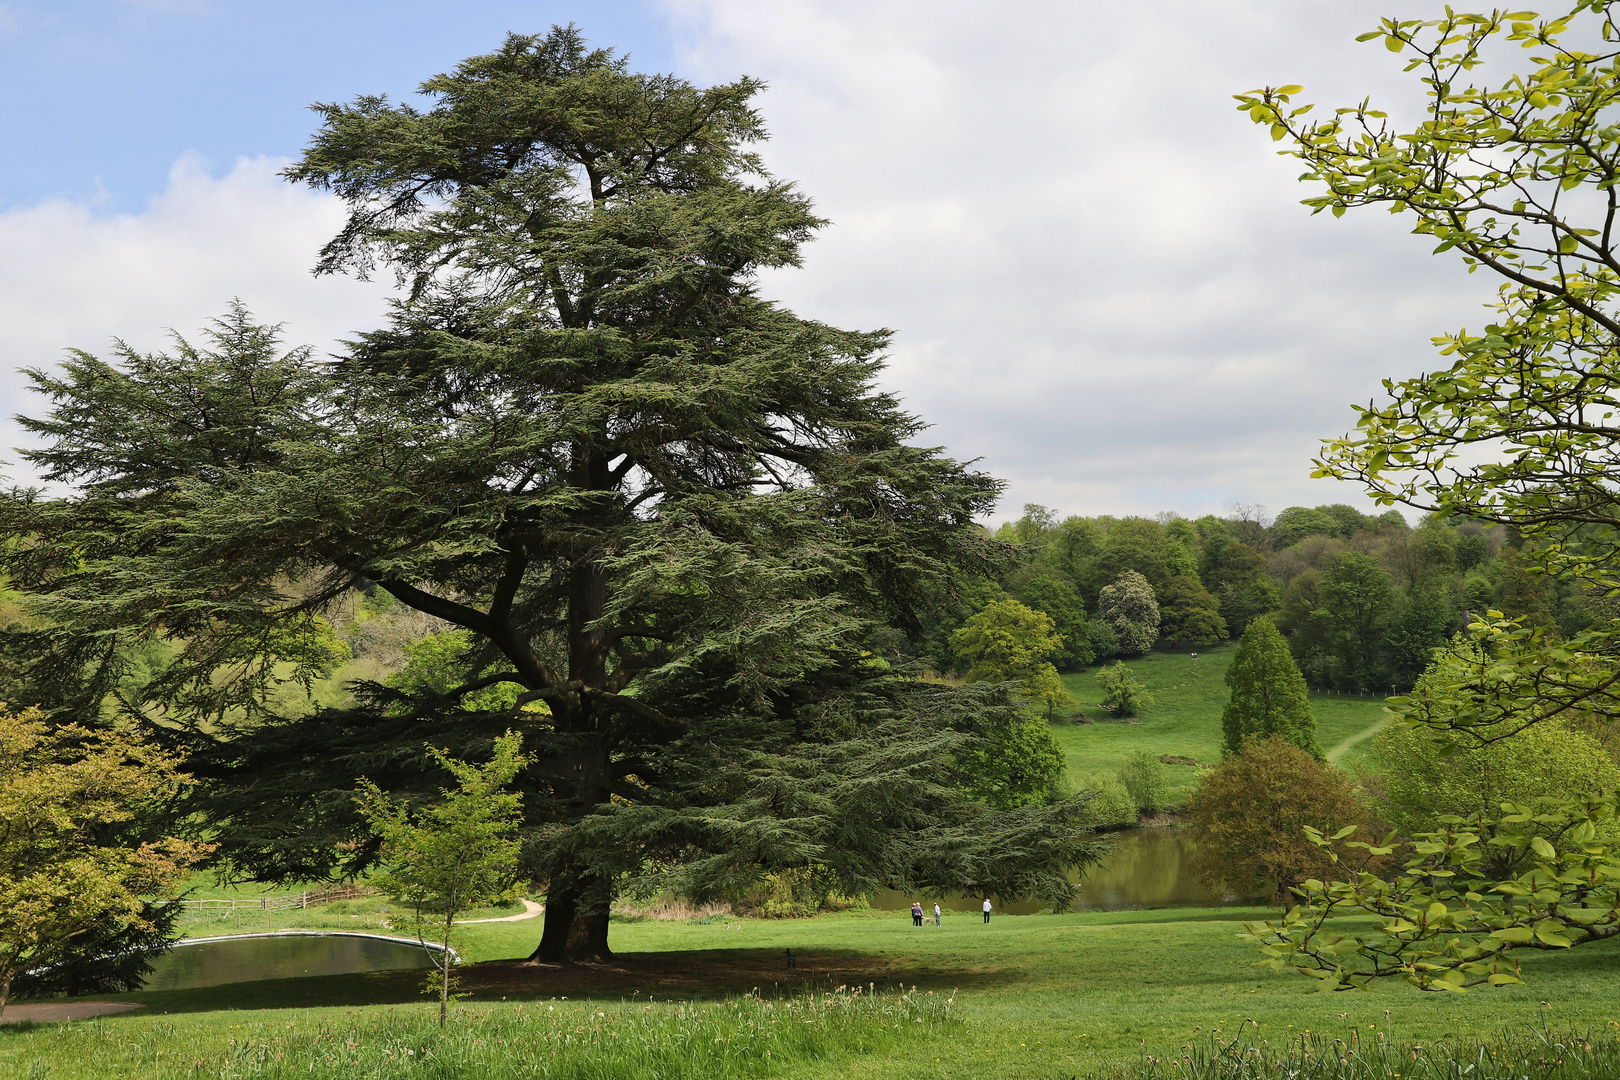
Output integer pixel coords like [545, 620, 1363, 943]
[920, 498, 1585, 699]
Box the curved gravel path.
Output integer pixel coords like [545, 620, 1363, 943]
[456, 897, 544, 924]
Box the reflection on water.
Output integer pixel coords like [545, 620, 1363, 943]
[141, 933, 437, 991]
[871, 828, 1266, 915]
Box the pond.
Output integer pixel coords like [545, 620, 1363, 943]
[871, 827, 1267, 915]
[140, 932, 441, 991]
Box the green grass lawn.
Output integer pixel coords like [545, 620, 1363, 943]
[6, 905, 1618, 1079]
[1056, 645, 1389, 798]
[0, 648, 1539, 1079]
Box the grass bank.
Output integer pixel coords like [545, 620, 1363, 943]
[1, 985, 953, 1080]
[6, 904, 1618, 1079]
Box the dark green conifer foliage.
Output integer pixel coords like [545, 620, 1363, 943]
[1156, 575, 1227, 646]
[1221, 618, 1322, 759]
[0, 28, 1105, 962]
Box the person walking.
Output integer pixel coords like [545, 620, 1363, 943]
[982, 898, 992, 924]
[911, 902, 923, 927]
[933, 902, 941, 927]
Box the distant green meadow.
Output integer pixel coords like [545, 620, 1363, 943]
[1058, 644, 1388, 798]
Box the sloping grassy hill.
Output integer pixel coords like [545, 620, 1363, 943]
[1055, 644, 1388, 800]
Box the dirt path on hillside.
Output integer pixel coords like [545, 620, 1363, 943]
[457, 898, 544, 924]
[1327, 718, 1386, 764]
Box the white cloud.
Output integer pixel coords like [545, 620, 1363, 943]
[664, 0, 1492, 522]
[0, 154, 391, 480]
[0, 3, 1505, 525]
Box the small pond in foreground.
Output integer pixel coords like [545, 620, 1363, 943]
[872, 827, 1266, 915]
[141, 933, 438, 991]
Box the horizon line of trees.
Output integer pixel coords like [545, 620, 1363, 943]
[916, 500, 1585, 696]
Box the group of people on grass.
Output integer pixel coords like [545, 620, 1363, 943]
[910, 898, 993, 925]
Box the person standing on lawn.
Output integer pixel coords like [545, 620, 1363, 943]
[933, 902, 941, 927]
[982, 898, 992, 924]
[911, 901, 923, 927]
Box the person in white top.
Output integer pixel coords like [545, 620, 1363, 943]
[982, 898, 992, 924]
[933, 902, 941, 927]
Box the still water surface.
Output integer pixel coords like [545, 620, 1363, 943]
[142, 933, 437, 991]
[872, 827, 1265, 915]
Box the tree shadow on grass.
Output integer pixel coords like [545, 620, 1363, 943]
[90, 946, 1025, 1016]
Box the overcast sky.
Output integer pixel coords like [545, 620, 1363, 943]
[0, 0, 1491, 523]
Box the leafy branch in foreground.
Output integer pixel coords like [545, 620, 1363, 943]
[1243, 796, 1620, 991]
[1389, 612, 1620, 745]
[1235, 1, 1620, 741]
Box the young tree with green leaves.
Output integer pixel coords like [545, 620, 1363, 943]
[357, 732, 528, 1027]
[1221, 617, 1321, 758]
[0, 708, 209, 1020]
[0, 27, 1103, 961]
[1094, 661, 1153, 718]
[956, 716, 1067, 810]
[950, 598, 1075, 718]
[1117, 750, 1170, 816]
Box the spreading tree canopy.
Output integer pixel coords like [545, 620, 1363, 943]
[1190, 735, 1382, 907]
[949, 598, 1074, 718]
[0, 27, 1104, 962]
[1155, 574, 1227, 647]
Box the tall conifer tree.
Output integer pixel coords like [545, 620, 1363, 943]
[0, 28, 1104, 962]
[1221, 618, 1322, 759]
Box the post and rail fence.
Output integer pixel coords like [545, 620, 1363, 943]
[177, 883, 377, 913]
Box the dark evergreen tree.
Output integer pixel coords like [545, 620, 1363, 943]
[1199, 536, 1268, 631]
[1220, 574, 1282, 639]
[1386, 585, 1453, 689]
[0, 29, 1104, 962]
[1317, 552, 1396, 692]
[1156, 575, 1226, 646]
[1220, 618, 1322, 759]
[1454, 531, 1489, 572]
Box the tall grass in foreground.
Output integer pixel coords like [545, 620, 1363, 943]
[1138, 1015, 1620, 1080]
[2, 985, 954, 1080]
